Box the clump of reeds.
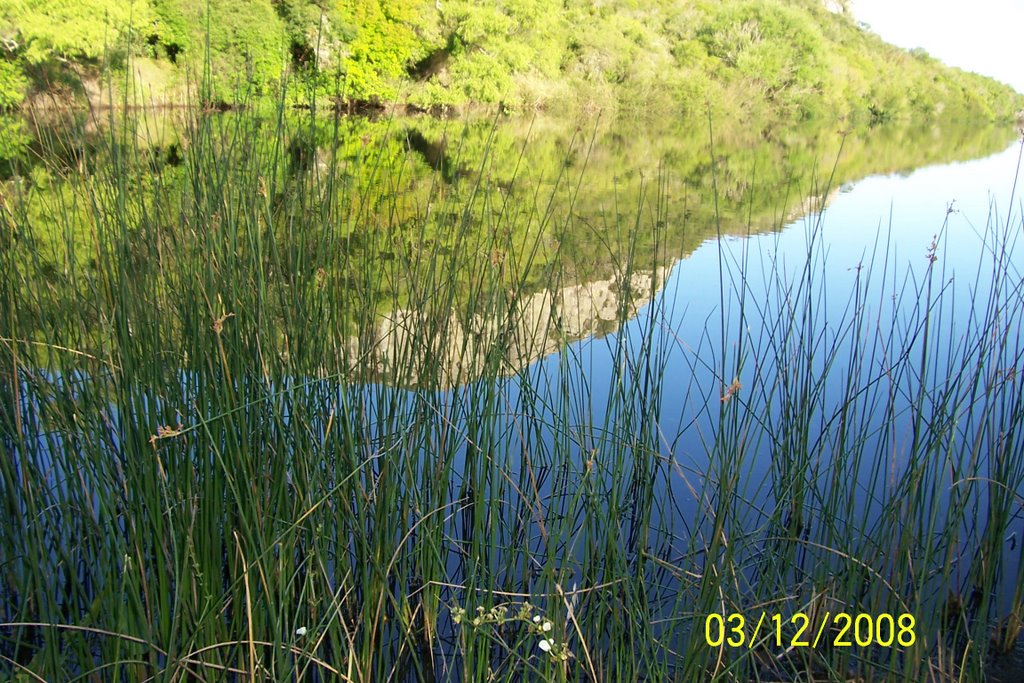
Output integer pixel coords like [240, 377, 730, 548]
[1, 89, 1023, 683]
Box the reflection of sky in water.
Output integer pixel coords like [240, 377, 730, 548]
[819, 141, 1023, 270]
[537, 138, 1024, 609]
[575, 139, 1023, 430]
[10, 133, 1024, 662]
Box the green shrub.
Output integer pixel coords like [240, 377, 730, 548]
[149, 0, 288, 101]
[696, 1, 828, 104]
[0, 59, 27, 109]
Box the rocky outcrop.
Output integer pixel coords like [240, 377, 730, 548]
[822, 0, 850, 14]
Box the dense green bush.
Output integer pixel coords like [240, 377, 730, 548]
[335, 0, 431, 101]
[0, 59, 27, 109]
[0, 0, 152, 65]
[696, 1, 827, 109]
[0, 0, 154, 104]
[150, 0, 288, 101]
[0, 0, 1020, 120]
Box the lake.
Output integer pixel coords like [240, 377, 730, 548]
[1, 109, 1023, 681]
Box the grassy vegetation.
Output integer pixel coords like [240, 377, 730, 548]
[1, 93, 1024, 681]
[1, 0, 1022, 122]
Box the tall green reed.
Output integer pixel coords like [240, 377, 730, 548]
[1, 90, 1023, 683]
[668, 136, 1024, 681]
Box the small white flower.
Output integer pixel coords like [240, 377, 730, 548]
[538, 638, 553, 652]
[295, 627, 307, 636]
[533, 615, 541, 623]
[542, 620, 552, 632]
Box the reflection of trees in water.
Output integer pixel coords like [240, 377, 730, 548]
[5, 111, 1019, 378]
[404, 129, 466, 184]
[287, 134, 322, 174]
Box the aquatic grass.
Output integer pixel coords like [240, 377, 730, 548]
[1, 92, 1024, 682]
[657, 136, 1024, 681]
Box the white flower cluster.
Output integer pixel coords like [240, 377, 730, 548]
[450, 601, 571, 661]
[451, 604, 508, 627]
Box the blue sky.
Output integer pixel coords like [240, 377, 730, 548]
[852, 0, 1023, 93]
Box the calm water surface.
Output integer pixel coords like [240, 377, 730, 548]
[569, 136, 1024, 615]
[4, 112, 1024, 677]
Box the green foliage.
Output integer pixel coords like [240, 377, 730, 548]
[0, 0, 1021, 120]
[696, 1, 826, 106]
[0, 58, 27, 109]
[147, 0, 192, 62]
[404, 0, 564, 108]
[336, 0, 432, 101]
[0, 114, 30, 161]
[154, 0, 288, 101]
[0, 0, 154, 65]
[0, 0, 156, 105]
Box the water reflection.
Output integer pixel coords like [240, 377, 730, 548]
[3, 109, 1024, 678]
[2, 109, 1019, 377]
[358, 266, 671, 384]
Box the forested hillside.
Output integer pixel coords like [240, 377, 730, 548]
[1, 0, 1021, 122]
